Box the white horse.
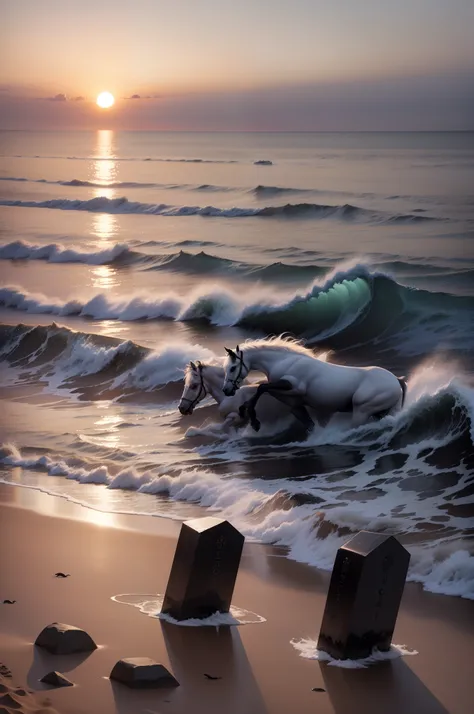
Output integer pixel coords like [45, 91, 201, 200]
[222, 336, 407, 433]
[178, 360, 295, 432]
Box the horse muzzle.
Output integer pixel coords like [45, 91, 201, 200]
[179, 404, 193, 415]
[223, 385, 236, 397]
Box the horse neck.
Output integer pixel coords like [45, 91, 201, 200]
[244, 346, 323, 376]
[243, 348, 288, 375]
[202, 366, 225, 403]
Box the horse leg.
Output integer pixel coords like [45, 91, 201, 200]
[221, 412, 247, 432]
[289, 404, 315, 434]
[351, 407, 371, 428]
[260, 391, 315, 433]
[351, 391, 400, 428]
[239, 379, 295, 431]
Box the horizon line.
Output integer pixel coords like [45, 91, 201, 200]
[1, 128, 473, 134]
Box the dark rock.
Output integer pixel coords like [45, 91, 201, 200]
[161, 516, 244, 621]
[2, 600, 16, 604]
[35, 623, 97, 655]
[317, 531, 410, 660]
[0, 692, 22, 708]
[40, 671, 73, 687]
[109, 658, 179, 689]
[54, 573, 70, 578]
[0, 664, 12, 678]
[203, 673, 222, 680]
[312, 687, 326, 692]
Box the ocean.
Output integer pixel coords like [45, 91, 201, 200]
[0, 130, 473, 600]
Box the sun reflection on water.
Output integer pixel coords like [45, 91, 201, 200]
[91, 264, 117, 290]
[93, 212, 117, 241]
[93, 129, 117, 190]
[90, 130, 118, 246]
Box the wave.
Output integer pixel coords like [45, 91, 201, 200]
[1, 264, 474, 355]
[0, 195, 439, 223]
[0, 176, 309, 197]
[0, 322, 218, 400]
[4, 241, 473, 288]
[0, 240, 141, 265]
[0, 240, 337, 281]
[0, 176, 236, 192]
[144, 250, 328, 281]
[0, 176, 160, 189]
[252, 185, 312, 197]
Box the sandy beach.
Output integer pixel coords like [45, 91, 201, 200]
[0, 484, 472, 714]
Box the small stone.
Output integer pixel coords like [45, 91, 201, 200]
[35, 623, 97, 655]
[0, 665, 12, 679]
[312, 687, 326, 692]
[40, 672, 73, 688]
[203, 673, 221, 680]
[54, 573, 70, 578]
[110, 658, 179, 689]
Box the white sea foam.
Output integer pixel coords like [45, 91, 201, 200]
[290, 638, 418, 668]
[111, 593, 266, 626]
[112, 342, 218, 389]
[0, 284, 267, 325]
[57, 338, 135, 379]
[408, 548, 474, 599]
[1, 441, 473, 600]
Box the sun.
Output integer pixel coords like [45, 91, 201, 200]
[96, 92, 115, 109]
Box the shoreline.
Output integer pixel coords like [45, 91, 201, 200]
[1, 483, 473, 714]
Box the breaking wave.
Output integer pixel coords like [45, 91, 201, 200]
[0, 195, 439, 223]
[0, 240, 138, 265]
[1, 264, 473, 354]
[0, 322, 218, 400]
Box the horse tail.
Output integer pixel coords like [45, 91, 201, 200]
[397, 377, 407, 408]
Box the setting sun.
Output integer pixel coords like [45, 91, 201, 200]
[96, 92, 115, 109]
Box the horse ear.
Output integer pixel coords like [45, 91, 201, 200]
[225, 347, 236, 360]
[189, 361, 197, 371]
[196, 360, 202, 369]
[235, 344, 240, 353]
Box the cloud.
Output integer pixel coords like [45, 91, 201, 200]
[74, 96, 85, 101]
[126, 93, 161, 100]
[45, 93, 67, 102]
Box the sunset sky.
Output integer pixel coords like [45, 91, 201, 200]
[1, 0, 473, 130]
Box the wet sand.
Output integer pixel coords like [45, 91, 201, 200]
[0, 483, 472, 714]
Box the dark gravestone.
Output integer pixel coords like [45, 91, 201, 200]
[161, 517, 245, 621]
[317, 531, 410, 660]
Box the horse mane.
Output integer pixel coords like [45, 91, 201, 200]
[239, 335, 314, 357]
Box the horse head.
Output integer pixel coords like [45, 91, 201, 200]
[223, 344, 249, 396]
[178, 360, 206, 415]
